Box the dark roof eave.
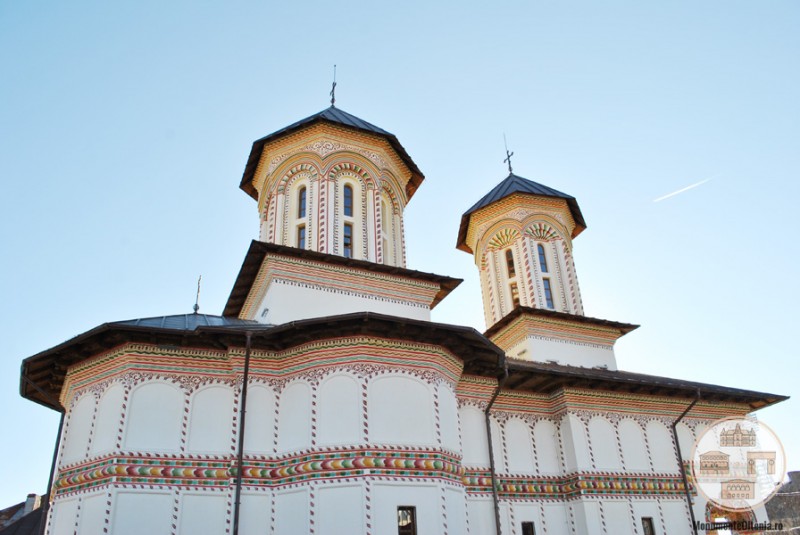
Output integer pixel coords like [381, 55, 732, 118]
[484, 306, 639, 339]
[223, 241, 462, 318]
[20, 312, 504, 412]
[505, 360, 789, 410]
[456, 188, 587, 254]
[239, 109, 424, 201]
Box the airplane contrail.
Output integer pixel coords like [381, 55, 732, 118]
[653, 176, 717, 203]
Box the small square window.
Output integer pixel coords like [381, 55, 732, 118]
[521, 521, 536, 535]
[641, 517, 656, 535]
[397, 506, 416, 535]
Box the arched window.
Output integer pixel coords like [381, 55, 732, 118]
[510, 282, 520, 307]
[543, 278, 554, 309]
[537, 243, 549, 273]
[343, 223, 353, 258]
[298, 187, 307, 219]
[382, 200, 390, 264]
[505, 249, 516, 278]
[343, 185, 353, 217]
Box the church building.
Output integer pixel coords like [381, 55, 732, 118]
[20, 103, 786, 534]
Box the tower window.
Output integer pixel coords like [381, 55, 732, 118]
[641, 517, 656, 535]
[298, 187, 307, 219]
[343, 223, 353, 258]
[510, 282, 520, 307]
[297, 225, 306, 249]
[537, 243, 549, 273]
[344, 185, 353, 217]
[521, 522, 536, 535]
[397, 506, 417, 535]
[543, 278, 554, 309]
[505, 249, 516, 278]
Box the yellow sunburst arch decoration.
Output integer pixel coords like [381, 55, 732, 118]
[525, 222, 559, 241]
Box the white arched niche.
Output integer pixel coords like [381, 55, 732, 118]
[243, 384, 276, 455]
[505, 418, 535, 474]
[368, 375, 434, 445]
[618, 418, 649, 471]
[124, 381, 183, 452]
[459, 405, 489, 467]
[532, 419, 561, 475]
[61, 393, 96, 466]
[437, 382, 460, 452]
[91, 383, 125, 456]
[588, 417, 621, 471]
[317, 373, 362, 446]
[646, 419, 676, 472]
[187, 384, 235, 454]
[276, 381, 312, 453]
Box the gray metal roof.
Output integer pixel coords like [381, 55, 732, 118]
[239, 106, 424, 201]
[463, 173, 576, 216]
[456, 173, 587, 252]
[112, 314, 259, 331]
[263, 106, 393, 139]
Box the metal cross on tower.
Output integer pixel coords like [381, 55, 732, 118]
[503, 134, 514, 174]
[330, 64, 337, 107]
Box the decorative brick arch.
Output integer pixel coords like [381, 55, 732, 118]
[275, 161, 321, 194]
[487, 227, 521, 251]
[525, 221, 560, 242]
[326, 161, 374, 187]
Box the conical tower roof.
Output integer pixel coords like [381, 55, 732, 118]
[457, 173, 586, 252]
[239, 106, 423, 200]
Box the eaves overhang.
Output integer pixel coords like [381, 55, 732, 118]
[503, 359, 788, 411]
[239, 106, 424, 201]
[484, 306, 639, 340]
[223, 240, 462, 318]
[20, 312, 503, 412]
[456, 173, 587, 254]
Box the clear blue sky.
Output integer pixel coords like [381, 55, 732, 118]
[1, 0, 798, 507]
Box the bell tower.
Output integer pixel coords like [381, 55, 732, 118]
[229, 106, 461, 326]
[457, 172, 587, 327]
[458, 172, 636, 369]
[239, 105, 424, 267]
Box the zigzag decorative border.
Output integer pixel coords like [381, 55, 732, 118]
[55, 448, 689, 501]
[463, 469, 689, 499]
[54, 448, 463, 496]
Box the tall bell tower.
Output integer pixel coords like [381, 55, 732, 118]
[458, 172, 635, 369]
[239, 105, 424, 267]
[457, 172, 587, 326]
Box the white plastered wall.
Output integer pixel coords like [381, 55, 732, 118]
[507, 336, 617, 370]
[258, 280, 431, 325]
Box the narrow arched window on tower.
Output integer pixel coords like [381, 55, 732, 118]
[343, 223, 353, 258]
[543, 278, 554, 309]
[510, 282, 520, 307]
[381, 200, 390, 264]
[505, 249, 516, 278]
[298, 187, 307, 219]
[343, 185, 353, 217]
[537, 243, 549, 273]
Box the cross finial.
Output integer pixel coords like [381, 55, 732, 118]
[503, 134, 514, 175]
[330, 65, 337, 107]
[193, 275, 202, 314]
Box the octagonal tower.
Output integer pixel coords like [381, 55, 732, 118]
[240, 106, 424, 267]
[457, 172, 587, 328]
